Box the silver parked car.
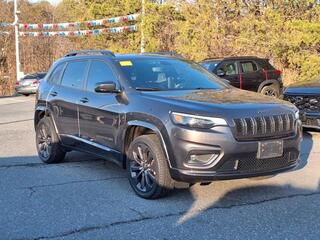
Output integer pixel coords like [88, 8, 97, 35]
[15, 72, 47, 96]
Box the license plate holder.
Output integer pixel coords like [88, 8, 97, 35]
[257, 140, 283, 159]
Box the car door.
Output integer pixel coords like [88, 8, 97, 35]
[78, 59, 123, 156]
[239, 60, 265, 91]
[48, 60, 89, 144]
[215, 61, 240, 88]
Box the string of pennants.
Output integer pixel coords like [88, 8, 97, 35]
[0, 22, 12, 27]
[18, 13, 139, 30]
[19, 25, 137, 37]
[1, 13, 139, 37]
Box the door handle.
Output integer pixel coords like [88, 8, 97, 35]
[80, 97, 89, 104]
[50, 91, 58, 97]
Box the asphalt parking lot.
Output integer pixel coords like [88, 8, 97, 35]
[0, 96, 320, 240]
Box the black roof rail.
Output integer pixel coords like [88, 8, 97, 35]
[202, 56, 260, 61]
[64, 50, 115, 57]
[201, 57, 223, 61]
[144, 51, 184, 58]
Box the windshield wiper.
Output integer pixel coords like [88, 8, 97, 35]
[135, 87, 162, 91]
[194, 87, 216, 90]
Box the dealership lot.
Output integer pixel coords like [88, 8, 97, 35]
[0, 96, 320, 240]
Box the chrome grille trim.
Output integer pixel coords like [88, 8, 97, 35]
[278, 115, 284, 132]
[251, 117, 257, 135]
[240, 118, 248, 135]
[285, 114, 290, 131]
[269, 116, 276, 133]
[261, 116, 267, 134]
[233, 114, 296, 140]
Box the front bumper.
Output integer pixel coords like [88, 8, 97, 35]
[301, 112, 320, 130]
[168, 122, 302, 183]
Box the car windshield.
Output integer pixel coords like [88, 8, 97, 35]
[23, 73, 46, 80]
[118, 58, 228, 91]
[23, 74, 37, 80]
[200, 61, 220, 71]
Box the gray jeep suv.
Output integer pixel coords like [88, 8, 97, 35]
[34, 50, 302, 199]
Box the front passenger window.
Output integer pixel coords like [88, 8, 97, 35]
[86, 60, 117, 92]
[218, 63, 237, 76]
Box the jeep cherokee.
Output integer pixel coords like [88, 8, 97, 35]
[284, 78, 320, 129]
[200, 56, 283, 97]
[34, 50, 302, 199]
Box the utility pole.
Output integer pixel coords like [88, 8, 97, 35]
[140, 0, 145, 53]
[13, 0, 21, 81]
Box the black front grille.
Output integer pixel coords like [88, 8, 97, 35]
[284, 95, 320, 112]
[234, 114, 295, 141]
[219, 149, 299, 173]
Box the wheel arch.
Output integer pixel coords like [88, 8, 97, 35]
[34, 105, 59, 135]
[122, 120, 171, 169]
[34, 105, 47, 129]
[258, 79, 280, 93]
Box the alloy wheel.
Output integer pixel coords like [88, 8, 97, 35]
[129, 143, 156, 193]
[37, 124, 52, 160]
[263, 88, 277, 97]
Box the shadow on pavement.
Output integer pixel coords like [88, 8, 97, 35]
[294, 131, 314, 171]
[0, 132, 317, 239]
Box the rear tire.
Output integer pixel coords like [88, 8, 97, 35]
[36, 117, 66, 164]
[260, 85, 280, 98]
[127, 134, 174, 199]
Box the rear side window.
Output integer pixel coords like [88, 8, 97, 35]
[257, 59, 275, 70]
[61, 61, 88, 89]
[37, 73, 47, 79]
[48, 64, 65, 84]
[240, 61, 258, 73]
[86, 60, 117, 92]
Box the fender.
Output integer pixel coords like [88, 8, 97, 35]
[34, 104, 60, 137]
[258, 79, 280, 93]
[124, 120, 173, 169]
[34, 105, 46, 128]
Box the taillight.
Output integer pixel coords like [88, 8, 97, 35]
[275, 69, 282, 76]
[16, 81, 19, 86]
[32, 80, 39, 84]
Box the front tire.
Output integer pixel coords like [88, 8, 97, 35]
[127, 135, 174, 199]
[36, 117, 66, 163]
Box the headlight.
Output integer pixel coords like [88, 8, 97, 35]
[171, 112, 228, 129]
[295, 110, 300, 120]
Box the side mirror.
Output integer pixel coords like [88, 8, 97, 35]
[95, 82, 119, 93]
[217, 69, 226, 77]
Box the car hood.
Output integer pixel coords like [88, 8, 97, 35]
[285, 79, 320, 94]
[141, 89, 296, 117]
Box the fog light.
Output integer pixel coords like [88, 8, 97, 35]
[187, 152, 220, 166]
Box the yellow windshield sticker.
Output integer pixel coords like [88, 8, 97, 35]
[119, 61, 133, 66]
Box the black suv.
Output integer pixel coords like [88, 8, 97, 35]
[284, 79, 320, 129]
[35, 50, 302, 199]
[200, 56, 283, 97]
